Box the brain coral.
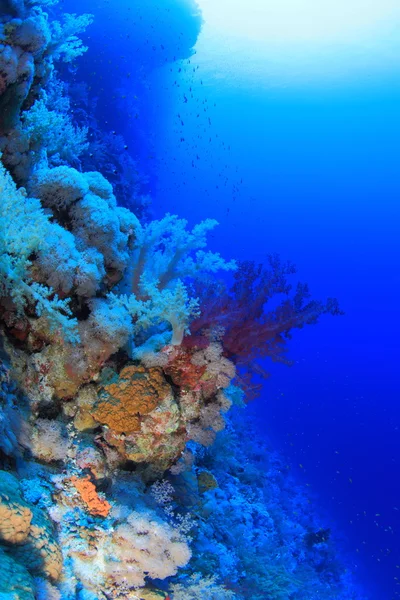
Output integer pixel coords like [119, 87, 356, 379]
[92, 365, 173, 434]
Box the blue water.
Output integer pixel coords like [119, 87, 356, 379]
[52, 0, 400, 596]
[152, 61, 400, 600]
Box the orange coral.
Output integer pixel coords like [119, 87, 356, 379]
[91, 365, 172, 434]
[71, 475, 111, 518]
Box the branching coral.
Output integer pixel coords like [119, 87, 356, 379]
[48, 13, 94, 63]
[54, 498, 191, 597]
[21, 96, 89, 165]
[108, 215, 236, 349]
[115, 279, 201, 347]
[169, 574, 236, 599]
[128, 214, 236, 299]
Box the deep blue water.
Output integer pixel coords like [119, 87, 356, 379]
[64, 1, 400, 596]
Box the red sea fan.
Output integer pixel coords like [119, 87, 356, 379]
[185, 255, 343, 400]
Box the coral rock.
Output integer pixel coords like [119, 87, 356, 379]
[102, 390, 186, 472]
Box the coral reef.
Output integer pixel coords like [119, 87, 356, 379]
[0, 1, 92, 180]
[0, 1, 361, 599]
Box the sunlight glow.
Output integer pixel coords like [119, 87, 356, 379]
[197, 0, 400, 44]
[195, 0, 400, 85]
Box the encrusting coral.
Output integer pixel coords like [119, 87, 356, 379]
[12, 501, 63, 581]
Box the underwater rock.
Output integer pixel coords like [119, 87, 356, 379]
[0, 359, 25, 457]
[0, 469, 62, 584]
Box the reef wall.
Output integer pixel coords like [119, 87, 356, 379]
[0, 1, 362, 598]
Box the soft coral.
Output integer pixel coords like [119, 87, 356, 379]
[184, 255, 342, 399]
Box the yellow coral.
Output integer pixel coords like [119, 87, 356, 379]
[91, 365, 172, 434]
